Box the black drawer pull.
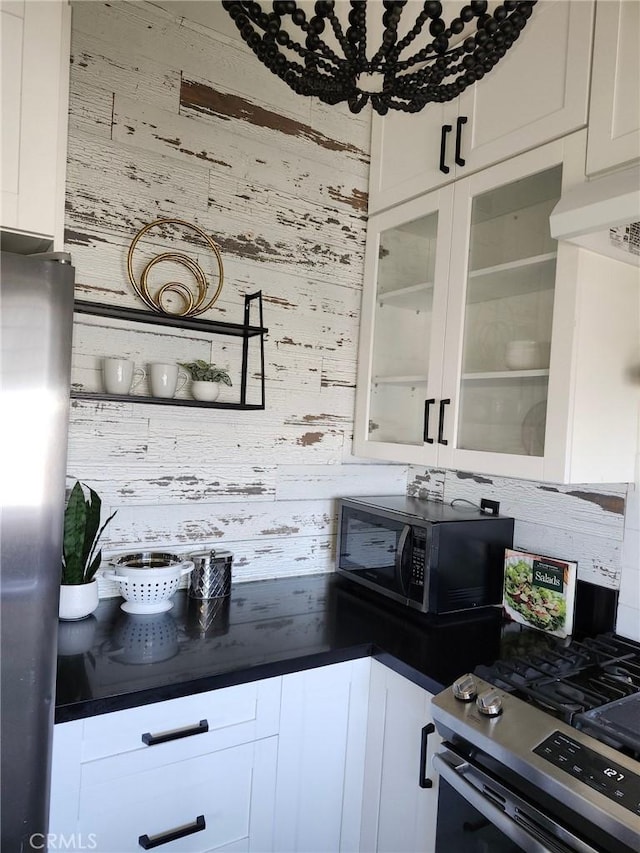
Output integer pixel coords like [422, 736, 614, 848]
[437, 398, 450, 445]
[141, 719, 209, 746]
[455, 116, 467, 166]
[419, 723, 435, 789]
[439, 124, 452, 174]
[423, 398, 435, 444]
[139, 815, 206, 849]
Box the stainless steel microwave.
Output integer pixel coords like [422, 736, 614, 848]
[336, 495, 514, 614]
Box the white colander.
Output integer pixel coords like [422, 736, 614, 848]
[103, 556, 193, 614]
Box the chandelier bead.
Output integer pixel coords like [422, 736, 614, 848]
[433, 35, 449, 55]
[494, 6, 508, 23]
[425, 2, 443, 18]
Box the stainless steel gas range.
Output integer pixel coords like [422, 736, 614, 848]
[431, 634, 640, 853]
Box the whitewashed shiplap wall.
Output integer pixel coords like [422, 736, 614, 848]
[64, 0, 640, 630]
[407, 466, 628, 590]
[64, 0, 406, 593]
[407, 466, 640, 639]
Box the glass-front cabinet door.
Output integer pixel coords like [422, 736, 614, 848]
[354, 188, 453, 463]
[439, 135, 584, 479]
[356, 130, 638, 483]
[457, 167, 560, 456]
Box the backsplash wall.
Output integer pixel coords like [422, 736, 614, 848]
[64, 0, 405, 589]
[407, 466, 640, 640]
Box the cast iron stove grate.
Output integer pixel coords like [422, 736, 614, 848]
[475, 633, 640, 756]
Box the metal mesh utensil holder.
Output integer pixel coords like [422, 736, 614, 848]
[187, 595, 231, 638]
[188, 549, 232, 600]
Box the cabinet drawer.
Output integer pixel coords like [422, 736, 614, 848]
[79, 736, 277, 853]
[80, 677, 281, 763]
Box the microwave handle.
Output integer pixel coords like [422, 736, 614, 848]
[395, 525, 412, 596]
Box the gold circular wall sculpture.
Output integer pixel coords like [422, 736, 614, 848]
[127, 218, 224, 317]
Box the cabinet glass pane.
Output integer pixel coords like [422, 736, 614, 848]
[457, 166, 562, 457]
[368, 212, 438, 445]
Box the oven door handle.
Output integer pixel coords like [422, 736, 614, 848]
[432, 752, 601, 853]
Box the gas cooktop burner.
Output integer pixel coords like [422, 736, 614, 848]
[474, 633, 640, 758]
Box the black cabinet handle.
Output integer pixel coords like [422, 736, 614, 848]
[437, 399, 450, 445]
[139, 815, 206, 849]
[141, 719, 209, 746]
[423, 398, 435, 444]
[439, 124, 452, 174]
[419, 723, 436, 789]
[455, 116, 467, 167]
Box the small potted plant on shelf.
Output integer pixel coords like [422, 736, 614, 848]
[60, 481, 116, 621]
[179, 359, 232, 402]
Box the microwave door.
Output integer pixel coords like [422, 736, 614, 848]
[338, 507, 409, 601]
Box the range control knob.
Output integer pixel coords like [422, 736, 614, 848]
[452, 674, 477, 702]
[476, 689, 503, 717]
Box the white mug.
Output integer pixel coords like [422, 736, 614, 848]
[149, 363, 188, 399]
[102, 358, 145, 395]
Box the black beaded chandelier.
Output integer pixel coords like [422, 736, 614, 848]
[222, 1, 537, 115]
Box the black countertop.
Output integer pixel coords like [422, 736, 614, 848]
[55, 572, 563, 723]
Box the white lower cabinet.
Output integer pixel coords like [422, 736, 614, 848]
[50, 678, 282, 852]
[274, 658, 371, 853]
[50, 658, 438, 853]
[361, 662, 440, 853]
[80, 737, 278, 853]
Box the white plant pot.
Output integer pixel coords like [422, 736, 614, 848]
[59, 579, 99, 621]
[57, 615, 98, 654]
[191, 380, 220, 402]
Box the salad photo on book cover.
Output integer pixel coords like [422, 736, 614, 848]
[503, 548, 578, 638]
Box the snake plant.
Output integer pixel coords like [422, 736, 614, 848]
[62, 481, 116, 585]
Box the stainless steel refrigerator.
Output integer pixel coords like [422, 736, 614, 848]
[1, 250, 75, 850]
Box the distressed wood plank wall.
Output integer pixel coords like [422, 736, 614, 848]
[64, 0, 406, 594]
[408, 467, 629, 590]
[64, 2, 637, 621]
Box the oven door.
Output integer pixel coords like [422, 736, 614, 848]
[433, 747, 604, 853]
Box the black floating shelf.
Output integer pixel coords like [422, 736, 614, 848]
[73, 299, 268, 338]
[70, 391, 264, 410]
[71, 292, 267, 410]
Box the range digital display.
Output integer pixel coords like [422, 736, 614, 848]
[533, 731, 640, 816]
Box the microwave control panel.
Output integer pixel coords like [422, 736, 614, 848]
[410, 530, 427, 586]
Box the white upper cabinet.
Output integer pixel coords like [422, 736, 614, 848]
[587, 0, 640, 175]
[368, 0, 594, 214]
[355, 132, 640, 484]
[0, 0, 71, 249]
[354, 182, 455, 468]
